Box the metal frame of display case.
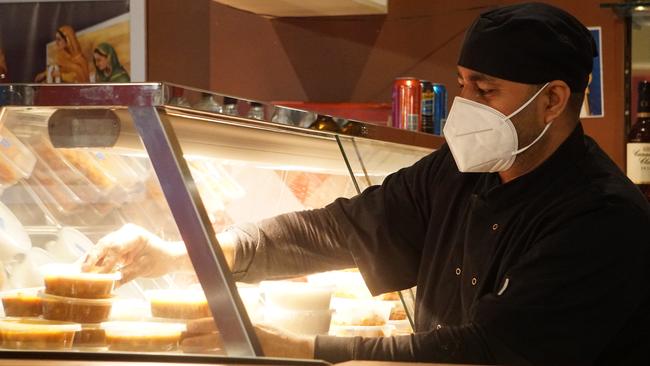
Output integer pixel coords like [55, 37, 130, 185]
[0, 82, 444, 361]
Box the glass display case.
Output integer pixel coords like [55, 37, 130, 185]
[0, 83, 442, 365]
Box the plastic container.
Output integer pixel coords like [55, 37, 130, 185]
[0, 127, 36, 185]
[41, 263, 121, 299]
[0, 201, 32, 261]
[260, 281, 333, 311]
[145, 289, 211, 320]
[40, 291, 113, 323]
[1, 182, 46, 226]
[110, 298, 152, 321]
[58, 149, 117, 191]
[101, 321, 186, 352]
[330, 298, 393, 326]
[0, 287, 43, 317]
[89, 151, 141, 194]
[0, 318, 81, 350]
[387, 319, 412, 335]
[237, 284, 262, 322]
[73, 323, 107, 349]
[28, 135, 103, 204]
[264, 306, 333, 336]
[385, 300, 408, 321]
[307, 270, 372, 299]
[329, 324, 395, 338]
[26, 175, 81, 219]
[44, 227, 93, 262]
[7, 247, 54, 289]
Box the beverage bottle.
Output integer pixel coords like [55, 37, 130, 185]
[169, 87, 191, 107]
[309, 115, 340, 132]
[341, 121, 364, 136]
[627, 80, 650, 201]
[223, 97, 239, 116]
[247, 102, 264, 120]
[194, 92, 222, 113]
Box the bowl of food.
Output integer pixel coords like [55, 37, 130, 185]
[0, 287, 43, 317]
[73, 323, 107, 349]
[264, 306, 333, 336]
[0, 318, 80, 350]
[41, 263, 120, 299]
[0, 201, 32, 261]
[330, 298, 393, 326]
[40, 291, 113, 324]
[101, 321, 186, 352]
[260, 281, 333, 311]
[145, 289, 211, 320]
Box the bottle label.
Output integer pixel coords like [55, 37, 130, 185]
[627, 143, 650, 184]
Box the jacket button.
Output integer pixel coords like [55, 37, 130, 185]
[492, 224, 499, 231]
[471, 277, 477, 286]
[455, 268, 461, 276]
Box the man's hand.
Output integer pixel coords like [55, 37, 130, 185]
[81, 224, 191, 284]
[255, 323, 315, 359]
[181, 317, 224, 354]
[181, 318, 315, 359]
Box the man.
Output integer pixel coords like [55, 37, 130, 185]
[84, 3, 650, 365]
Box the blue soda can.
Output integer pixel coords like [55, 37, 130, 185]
[420, 80, 434, 134]
[433, 83, 448, 135]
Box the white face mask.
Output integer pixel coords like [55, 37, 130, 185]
[443, 82, 552, 173]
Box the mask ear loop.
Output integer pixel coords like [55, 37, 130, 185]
[505, 82, 550, 120]
[512, 121, 553, 155]
[504, 82, 552, 156]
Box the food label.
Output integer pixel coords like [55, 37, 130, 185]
[627, 143, 650, 184]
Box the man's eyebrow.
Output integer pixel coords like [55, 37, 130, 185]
[457, 72, 498, 83]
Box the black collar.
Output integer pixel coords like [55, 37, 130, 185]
[478, 123, 587, 209]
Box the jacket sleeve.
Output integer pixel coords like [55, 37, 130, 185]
[228, 148, 445, 287]
[315, 200, 650, 365]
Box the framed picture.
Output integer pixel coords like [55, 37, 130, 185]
[0, 0, 145, 83]
[580, 26, 604, 118]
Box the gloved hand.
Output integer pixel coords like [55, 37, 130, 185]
[181, 317, 224, 354]
[81, 223, 191, 284]
[181, 317, 315, 358]
[254, 322, 315, 359]
[82, 224, 238, 285]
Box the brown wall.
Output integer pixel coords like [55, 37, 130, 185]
[147, 0, 211, 89]
[150, 0, 625, 168]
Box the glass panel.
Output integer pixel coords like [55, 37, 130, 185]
[344, 136, 433, 189]
[0, 106, 200, 353]
[334, 134, 434, 334]
[0, 104, 367, 356]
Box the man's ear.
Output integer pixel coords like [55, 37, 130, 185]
[544, 80, 571, 123]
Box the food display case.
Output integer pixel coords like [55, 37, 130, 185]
[0, 83, 443, 365]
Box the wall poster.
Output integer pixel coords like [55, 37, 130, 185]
[580, 26, 604, 119]
[0, 0, 145, 84]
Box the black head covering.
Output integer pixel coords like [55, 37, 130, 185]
[458, 2, 597, 92]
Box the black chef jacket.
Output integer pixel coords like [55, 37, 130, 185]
[231, 124, 650, 365]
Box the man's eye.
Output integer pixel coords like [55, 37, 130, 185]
[477, 88, 493, 96]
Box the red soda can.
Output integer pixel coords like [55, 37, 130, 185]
[392, 77, 421, 131]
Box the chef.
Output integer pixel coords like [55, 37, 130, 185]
[84, 2, 650, 364]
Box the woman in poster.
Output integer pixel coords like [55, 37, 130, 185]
[93, 42, 130, 82]
[35, 25, 89, 83]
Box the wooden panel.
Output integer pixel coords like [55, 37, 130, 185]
[147, 0, 211, 89]
[213, 0, 387, 17]
[206, 0, 624, 167]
